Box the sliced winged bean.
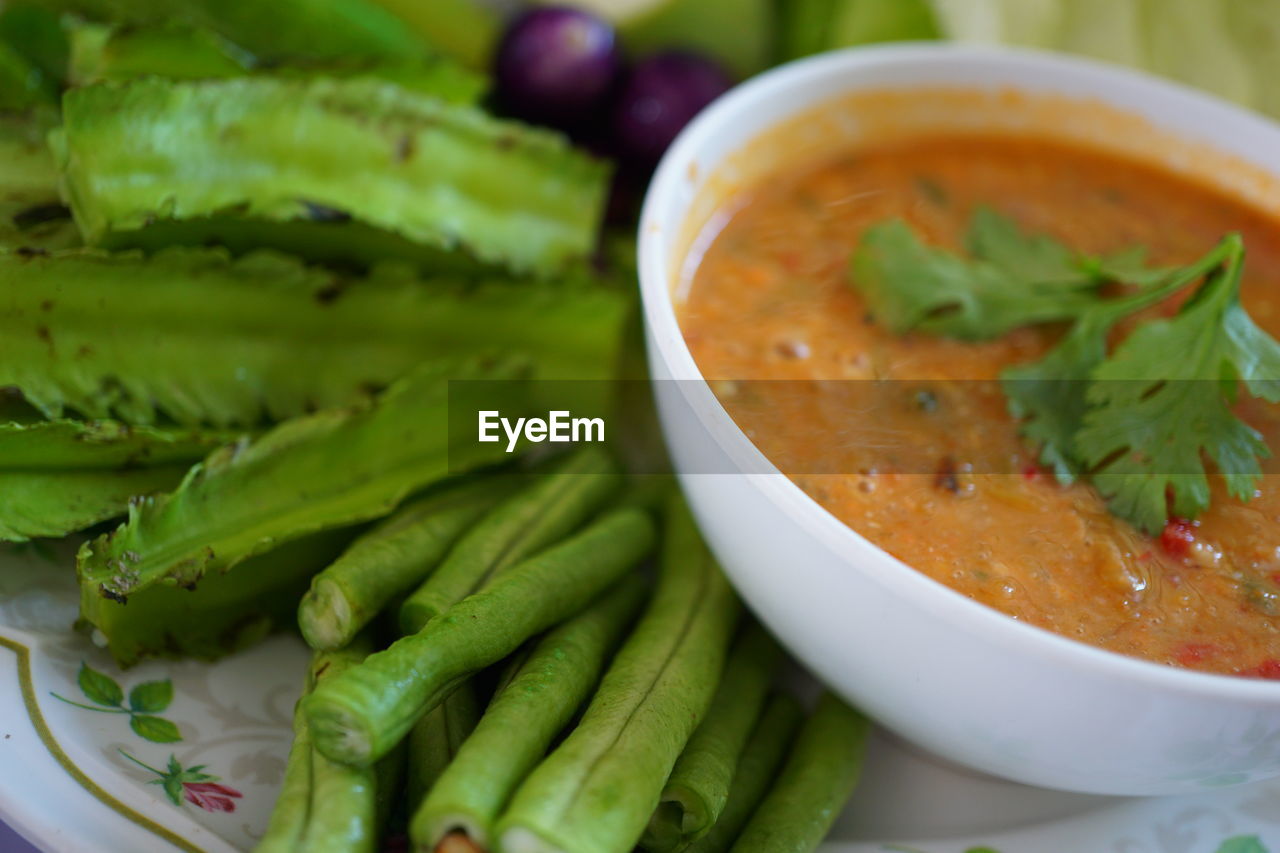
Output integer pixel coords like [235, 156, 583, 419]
[411, 574, 647, 850]
[496, 494, 740, 853]
[306, 508, 655, 766]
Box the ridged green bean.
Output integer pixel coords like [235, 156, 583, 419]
[728, 693, 870, 853]
[299, 475, 519, 651]
[257, 636, 375, 853]
[407, 684, 480, 807]
[399, 447, 621, 634]
[306, 508, 655, 766]
[411, 574, 648, 850]
[684, 693, 804, 853]
[643, 621, 783, 850]
[496, 494, 741, 853]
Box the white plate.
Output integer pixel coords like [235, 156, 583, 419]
[3, 545, 1278, 853]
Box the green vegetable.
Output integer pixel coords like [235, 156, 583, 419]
[299, 475, 519, 651]
[258, 635, 378, 853]
[411, 574, 648, 850]
[496, 494, 740, 853]
[399, 447, 622, 634]
[642, 621, 783, 850]
[55, 77, 610, 276]
[928, 0, 1280, 120]
[0, 114, 79, 253]
[42, 0, 430, 63]
[779, 0, 939, 60]
[829, 0, 939, 47]
[407, 684, 480, 807]
[728, 692, 869, 853]
[80, 529, 354, 667]
[301, 750, 378, 853]
[76, 358, 525, 603]
[369, 0, 501, 70]
[849, 207, 1162, 340]
[852, 210, 1280, 533]
[67, 20, 254, 83]
[0, 39, 52, 110]
[684, 692, 805, 853]
[0, 248, 628, 426]
[1, 467, 188, 543]
[306, 509, 656, 766]
[65, 20, 487, 103]
[1076, 235, 1280, 533]
[0, 3, 70, 90]
[1003, 238, 1239, 483]
[0, 417, 243, 469]
[257, 702, 314, 853]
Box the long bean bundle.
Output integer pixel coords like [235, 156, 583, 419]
[685, 693, 804, 853]
[299, 475, 519, 650]
[306, 508, 655, 766]
[728, 693, 870, 853]
[643, 621, 784, 850]
[399, 447, 621, 633]
[411, 574, 648, 849]
[496, 494, 741, 853]
[258, 636, 380, 853]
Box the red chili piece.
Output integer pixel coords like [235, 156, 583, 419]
[1160, 518, 1197, 558]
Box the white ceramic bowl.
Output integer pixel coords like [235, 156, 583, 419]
[638, 44, 1280, 796]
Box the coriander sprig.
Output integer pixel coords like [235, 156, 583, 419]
[849, 211, 1280, 534]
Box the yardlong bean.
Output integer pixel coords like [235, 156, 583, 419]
[407, 684, 480, 807]
[306, 508, 655, 766]
[643, 621, 783, 850]
[496, 494, 740, 853]
[299, 475, 517, 650]
[256, 637, 376, 853]
[684, 692, 804, 853]
[399, 447, 620, 634]
[411, 574, 648, 850]
[728, 692, 870, 853]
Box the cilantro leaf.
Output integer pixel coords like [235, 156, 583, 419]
[1002, 242, 1233, 485]
[850, 210, 1279, 535]
[851, 215, 1101, 340]
[1002, 316, 1110, 483]
[966, 205, 1080, 283]
[1075, 235, 1272, 534]
[850, 207, 1162, 341]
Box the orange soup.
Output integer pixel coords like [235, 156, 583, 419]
[680, 133, 1280, 677]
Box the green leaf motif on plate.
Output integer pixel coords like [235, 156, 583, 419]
[130, 715, 181, 743]
[51, 663, 182, 742]
[1216, 836, 1271, 853]
[76, 662, 123, 707]
[128, 679, 173, 714]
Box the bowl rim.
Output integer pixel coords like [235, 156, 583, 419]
[637, 41, 1280, 702]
